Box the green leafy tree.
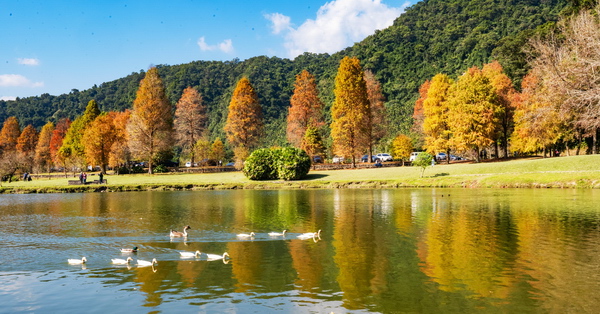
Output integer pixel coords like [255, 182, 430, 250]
[301, 126, 326, 160]
[412, 152, 434, 178]
[127, 67, 174, 174]
[59, 99, 101, 169]
[331, 56, 370, 167]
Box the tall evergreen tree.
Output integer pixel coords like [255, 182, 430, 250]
[127, 67, 173, 174]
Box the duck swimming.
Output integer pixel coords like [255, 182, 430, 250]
[268, 230, 287, 237]
[111, 257, 134, 264]
[179, 250, 201, 258]
[297, 229, 321, 240]
[236, 232, 255, 238]
[137, 258, 158, 267]
[170, 225, 191, 237]
[68, 257, 87, 265]
[204, 252, 230, 261]
[120, 247, 138, 253]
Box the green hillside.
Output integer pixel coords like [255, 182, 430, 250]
[0, 0, 570, 147]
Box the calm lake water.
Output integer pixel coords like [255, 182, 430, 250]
[1, 189, 600, 313]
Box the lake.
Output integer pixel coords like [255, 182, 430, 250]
[1, 189, 599, 313]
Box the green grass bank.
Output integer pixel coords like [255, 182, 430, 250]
[2, 155, 600, 193]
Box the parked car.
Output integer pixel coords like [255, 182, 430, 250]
[361, 155, 377, 162]
[374, 153, 393, 162]
[332, 156, 345, 164]
[312, 155, 324, 163]
[409, 152, 423, 162]
[225, 162, 235, 166]
[436, 152, 447, 161]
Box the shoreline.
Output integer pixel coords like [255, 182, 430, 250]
[2, 155, 599, 193]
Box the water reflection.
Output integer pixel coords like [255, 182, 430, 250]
[1, 189, 599, 312]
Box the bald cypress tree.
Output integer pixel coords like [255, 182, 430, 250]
[224, 77, 263, 162]
[127, 67, 173, 174]
[331, 57, 370, 167]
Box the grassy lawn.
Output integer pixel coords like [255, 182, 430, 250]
[2, 155, 600, 193]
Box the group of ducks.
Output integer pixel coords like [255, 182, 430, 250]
[170, 225, 322, 241]
[67, 247, 158, 267]
[67, 226, 322, 267]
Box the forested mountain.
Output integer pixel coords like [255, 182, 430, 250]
[0, 0, 570, 147]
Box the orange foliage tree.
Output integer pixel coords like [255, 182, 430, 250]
[331, 56, 370, 167]
[0, 116, 21, 153]
[174, 87, 206, 165]
[224, 77, 263, 162]
[109, 110, 131, 172]
[448, 67, 502, 162]
[364, 69, 387, 158]
[422, 74, 454, 163]
[482, 61, 516, 158]
[83, 113, 118, 173]
[412, 79, 430, 148]
[127, 67, 173, 174]
[50, 118, 71, 175]
[16, 124, 39, 171]
[35, 121, 55, 173]
[286, 70, 324, 148]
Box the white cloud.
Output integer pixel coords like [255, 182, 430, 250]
[197, 37, 234, 54]
[1, 96, 17, 101]
[264, 13, 291, 34]
[0, 74, 44, 88]
[17, 58, 40, 66]
[268, 0, 408, 58]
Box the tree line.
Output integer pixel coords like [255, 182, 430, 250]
[0, 0, 572, 148]
[411, 5, 600, 161]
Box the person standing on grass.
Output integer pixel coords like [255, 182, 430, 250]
[82, 172, 87, 184]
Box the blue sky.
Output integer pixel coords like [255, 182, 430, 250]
[1, 0, 413, 100]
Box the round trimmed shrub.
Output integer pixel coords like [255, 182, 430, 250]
[243, 147, 311, 181]
[275, 147, 311, 180]
[243, 148, 277, 180]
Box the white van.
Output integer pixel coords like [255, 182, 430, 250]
[409, 152, 422, 162]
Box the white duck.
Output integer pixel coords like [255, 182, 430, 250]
[68, 257, 87, 265]
[179, 250, 201, 258]
[268, 230, 287, 237]
[204, 252, 230, 261]
[237, 232, 255, 238]
[111, 257, 134, 265]
[137, 258, 158, 267]
[170, 225, 191, 237]
[297, 229, 322, 239]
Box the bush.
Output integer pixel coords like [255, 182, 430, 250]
[243, 147, 311, 181]
[243, 148, 277, 180]
[153, 164, 169, 173]
[275, 147, 311, 180]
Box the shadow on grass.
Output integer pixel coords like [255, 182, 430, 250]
[304, 173, 329, 180]
[432, 172, 450, 178]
